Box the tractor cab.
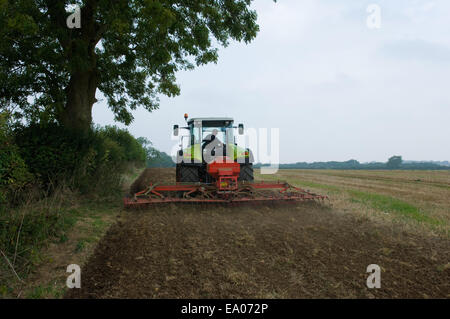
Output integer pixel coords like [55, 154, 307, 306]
[188, 117, 235, 150]
[174, 116, 246, 164]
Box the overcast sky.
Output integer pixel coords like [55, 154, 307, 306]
[93, 0, 450, 163]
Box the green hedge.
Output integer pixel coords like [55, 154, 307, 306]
[2, 122, 146, 200]
[0, 113, 34, 204]
[96, 125, 146, 164]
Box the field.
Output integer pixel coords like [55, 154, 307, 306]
[258, 169, 450, 232]
[63, 168, 449, 299]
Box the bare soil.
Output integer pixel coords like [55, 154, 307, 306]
[66, 169, 449, 299]
[129, 168, 168, 196]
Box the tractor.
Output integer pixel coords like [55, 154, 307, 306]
[173, 114, 254, 185]
[124, 114, 327, 208]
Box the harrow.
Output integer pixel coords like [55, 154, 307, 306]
[124, 181, 327, 208]
[124, 160, 327, 208]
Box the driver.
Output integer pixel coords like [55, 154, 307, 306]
[203, 129, 220, 147]
[203, 129, 223, 163]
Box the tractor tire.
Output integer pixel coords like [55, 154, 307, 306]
[179, 165, 200, 183]
[176, 164, 180, 182]
[239, 163, 254, 182]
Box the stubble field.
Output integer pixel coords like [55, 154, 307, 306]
[65, 168, 449, 299]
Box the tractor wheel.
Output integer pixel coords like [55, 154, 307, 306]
[176, 164, 180, 182]
[239, 163, 254, 182]
[179, 165, 199, 183]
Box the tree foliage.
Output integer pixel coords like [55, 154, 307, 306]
[137, 136, 175, 167]
[0, 0, 261, 130]
[387, 155, 402, 169]
[0, 112, 34, 204]
[11, 123, 145, 195]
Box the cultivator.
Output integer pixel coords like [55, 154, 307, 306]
[124, 181, 327, 208]
[124, 160, 327, 208]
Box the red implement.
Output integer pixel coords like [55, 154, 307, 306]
[207, 157, 240, 191]
[124, 157, 327, 208]
[124, 180, 327, 208]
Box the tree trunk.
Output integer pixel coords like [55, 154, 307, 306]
[60, 70, 98, 135]
[55, 0, 101, 135]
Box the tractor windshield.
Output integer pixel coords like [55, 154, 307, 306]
[202, 127, 230, 144]
[189, 120, 234, 147]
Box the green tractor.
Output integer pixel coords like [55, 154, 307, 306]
[173, 115, 254, 183]
[125, 115, 327, 208]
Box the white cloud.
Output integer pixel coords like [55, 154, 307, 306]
[93, 0, 450, 162]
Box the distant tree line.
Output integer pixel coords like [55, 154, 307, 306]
[128, 148, 450, 170]
[255, 156, 450, 170]
[137, 138, 175, 168]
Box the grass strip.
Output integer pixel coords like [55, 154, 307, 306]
[258, 171, 443, 226]
[348, 190, 442, 225]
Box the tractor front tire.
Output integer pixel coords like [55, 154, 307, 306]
[239, 163, 254, 182]
[179, 165, 200, 183]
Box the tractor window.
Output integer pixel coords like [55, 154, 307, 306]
[202, 127, 232, 145]
[190, 125, 201, 146]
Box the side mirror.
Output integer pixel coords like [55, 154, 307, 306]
[238, 124, 244, 135]
[173, 125, 179, 136]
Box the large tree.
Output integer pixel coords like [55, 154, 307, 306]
[0, 0, 260, 134]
